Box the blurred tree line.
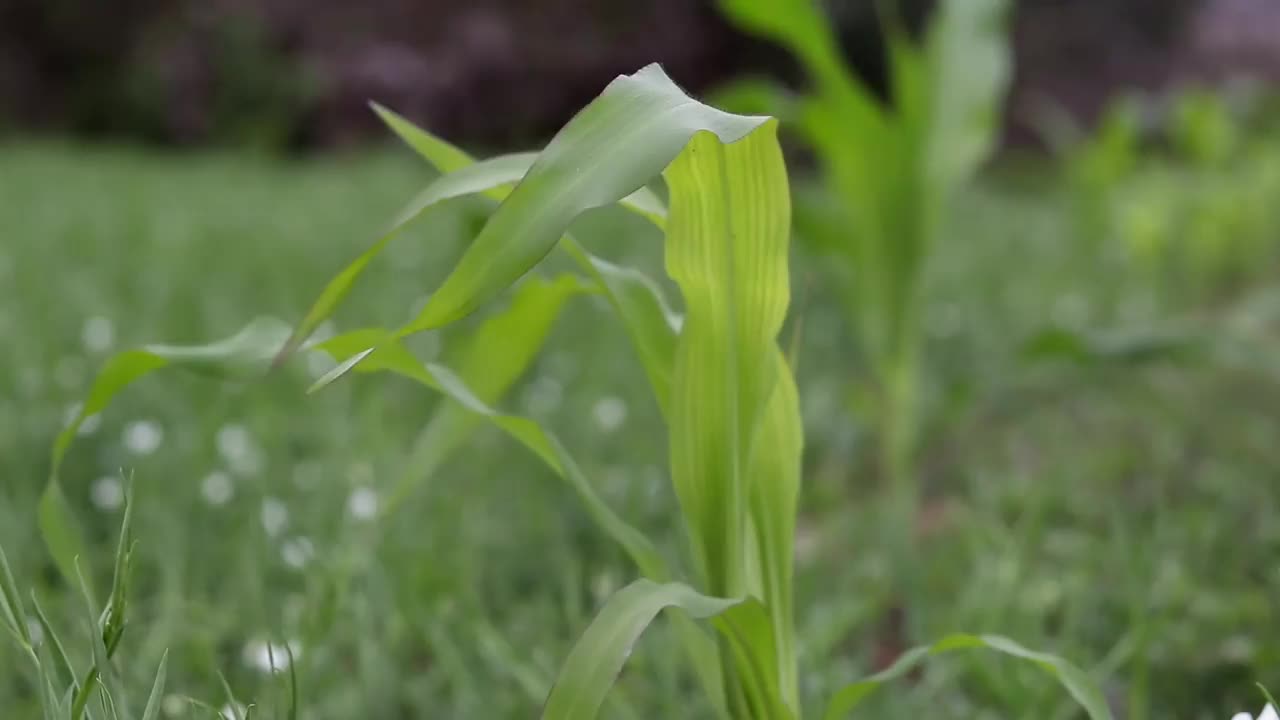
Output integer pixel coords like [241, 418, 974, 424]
[1, 0, 1271, 151]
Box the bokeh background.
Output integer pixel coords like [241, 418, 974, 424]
[2, 0, 1280, 718]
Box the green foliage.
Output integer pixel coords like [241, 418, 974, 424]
[284, 62, 1103, 719]
[1060, 89, 1280, 307]
[2, 486, 164, 719]
[823, 634, 1113, 720]
[24, 57, 1120, 719]
[714, 0, 1014, 578]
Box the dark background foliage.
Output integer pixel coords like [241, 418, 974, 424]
[4, 0, 1273, 150]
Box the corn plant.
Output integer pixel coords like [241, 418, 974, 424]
[713, 0, 1013, 595]
[39, 65, 1112, 718]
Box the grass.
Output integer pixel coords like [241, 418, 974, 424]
[2, 133, 1278, 718]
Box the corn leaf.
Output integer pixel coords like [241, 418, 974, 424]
[539, 580, 761, 720]
[42, 318, 292, 587]
[275, 149, 667, 362]
[310, 331, 668, 582]
[822, 633, 1115, 720]
[662, 124, 799, 711]
[309, 100, 683, 409]
[277, 120, 669, 363]
[403, 63, 766, 331]
[308, 63, 770, 400]
[389, 274, 584, 511]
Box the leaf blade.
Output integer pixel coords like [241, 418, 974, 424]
[539, 580, 753, 720]
[822, 633, 1115, 720]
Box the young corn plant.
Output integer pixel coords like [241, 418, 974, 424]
[45, 65, 1112, 718]
[713, 0, 1013, 606]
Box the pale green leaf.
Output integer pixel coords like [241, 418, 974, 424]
[540, 580, 755, 720]
[398, 63, 767, 333]
[661, 123, 799, 713]
[822, 633, 1115, 720]
[30, 592, 76, 691]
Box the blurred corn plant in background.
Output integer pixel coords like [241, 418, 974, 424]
[712, 0, 1013, 634]
[39, 65, 1115, 718]
[1053, 86, 1280, 312]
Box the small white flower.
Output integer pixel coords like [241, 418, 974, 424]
[592, 396, 628, 433]
[26, 617, 43, 647]
[241, 639, 301, 674]
[123, 420, 163, 455]
[81, 316, 115, 354]
[260, 498, 289, 537]
[90, 476, 124, 512]
[280, 537, 314, 569]
[219, 703, 246, 720]
[1232, 705, 1279, 720]
[216, 423, 263, 477]
[201, 471, 234, 506]
[346, 487, 379, 520]
[161, 694, 186, 717]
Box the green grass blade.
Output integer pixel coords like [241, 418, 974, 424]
[139, 650, 169, 720]
[42, 318, 291, 586]
[822, 633, 1115, 720]
[388, 274, 583, 511]
[0, 543, 32, 647]
[540, 580, 755, 720]
[217, 672, 246, 720]
[310, 333, 668, 582]
[72, 560, 130, 720]
[103, 476, 135, 653]
[286, 642, 299, 720]
[30, 592, 77, 690]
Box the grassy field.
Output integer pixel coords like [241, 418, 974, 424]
[2, 137, 1279, 718]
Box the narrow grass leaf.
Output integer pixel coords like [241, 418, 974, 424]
[822, 633, 1115, 720]
[139, 651, 168, 720]
[31, 592, 77, 689]
[73, 559, 130, 720]
[217, 672, 245, 720]
[0, 544, 31, 646]
[540, 580, 755, 720]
